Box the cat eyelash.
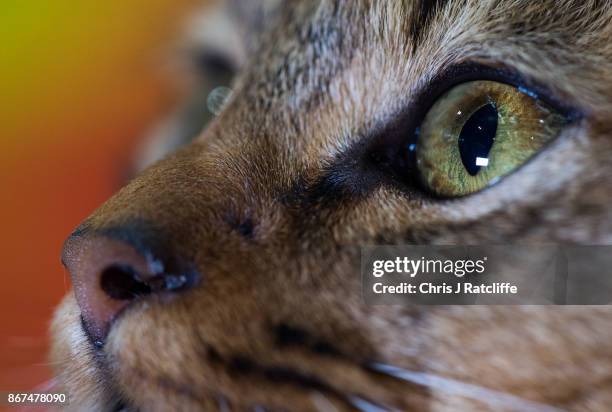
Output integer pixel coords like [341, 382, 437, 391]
[414, 63, 581, 123]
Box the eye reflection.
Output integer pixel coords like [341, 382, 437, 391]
[458, 103, 498, 176]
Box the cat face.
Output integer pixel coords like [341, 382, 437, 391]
[51, 1, 612, 410]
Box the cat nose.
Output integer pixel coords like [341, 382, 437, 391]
[61, 230, 196, 346]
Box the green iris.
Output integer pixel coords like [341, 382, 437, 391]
[416, 81, 567, 197]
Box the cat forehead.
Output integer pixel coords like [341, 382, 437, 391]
[231, 0, 610, 114]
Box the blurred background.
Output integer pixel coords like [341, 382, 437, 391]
[0, 0, 203, 395]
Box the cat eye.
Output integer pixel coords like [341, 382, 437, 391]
[413, 80, 569, 197]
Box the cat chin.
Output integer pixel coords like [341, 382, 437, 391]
[50, 294, 115, 411]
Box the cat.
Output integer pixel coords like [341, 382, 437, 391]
[51, 0, 612, 410]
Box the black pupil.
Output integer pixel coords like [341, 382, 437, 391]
[458, 103, 498, 176]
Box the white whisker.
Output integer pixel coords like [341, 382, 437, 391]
[4, 336, 47, 347]
[369, 363, 566, 412]
[348, 396, 395, 412]
[310, 392, 340, 412]
[32, 378, 58, 392]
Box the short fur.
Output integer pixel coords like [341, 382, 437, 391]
[51, 1, 612, 411]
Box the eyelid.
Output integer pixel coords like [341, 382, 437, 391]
[414, 63, 582, 124]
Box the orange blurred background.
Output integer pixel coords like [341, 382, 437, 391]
[0, 0, 201, 395]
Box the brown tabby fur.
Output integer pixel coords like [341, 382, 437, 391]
[51, 0, 612, 410]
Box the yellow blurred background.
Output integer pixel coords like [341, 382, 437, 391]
[0, 0, 200, 392]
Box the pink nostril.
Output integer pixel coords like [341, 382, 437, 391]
[61, 232, 195, 346]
